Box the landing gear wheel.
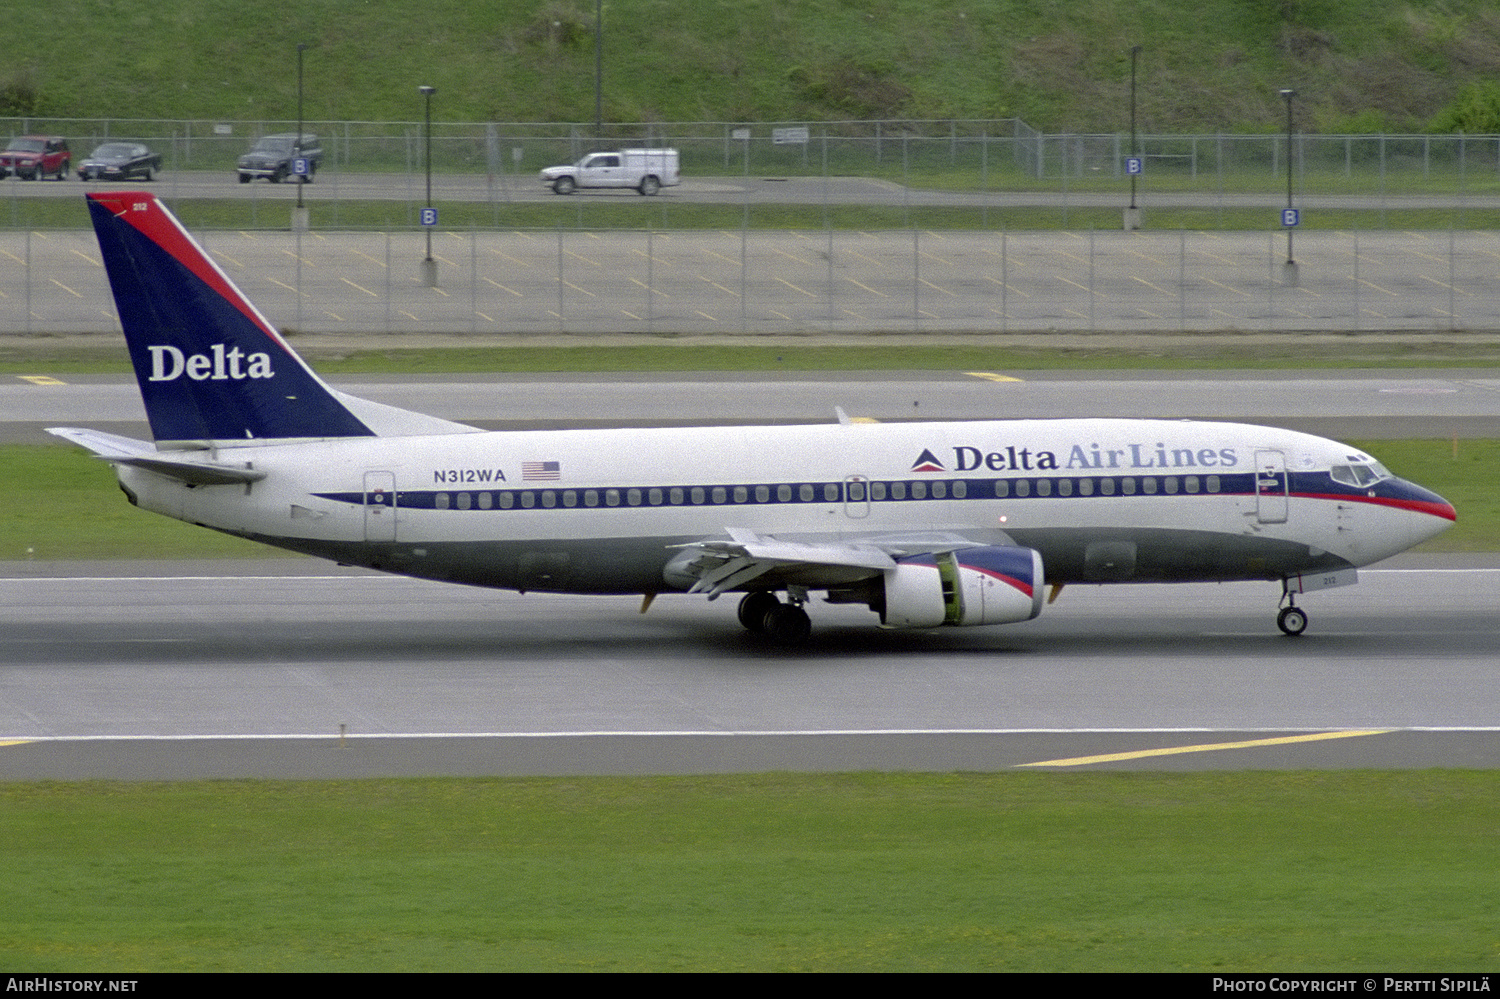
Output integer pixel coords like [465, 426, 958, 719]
[737, 591, 780, 633]
[762, 603, 812, 645]
[1277, 606, 1308, 636]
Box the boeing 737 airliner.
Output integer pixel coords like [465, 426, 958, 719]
[51, 192, 1456, 643]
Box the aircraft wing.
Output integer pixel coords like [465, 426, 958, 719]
[47, 427, 267, 486]
[673, 528, 992, 599]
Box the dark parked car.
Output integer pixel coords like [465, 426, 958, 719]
[236, 133, 321, 183]
[77, 142, 162, 182]
[0, 136, 70, 180]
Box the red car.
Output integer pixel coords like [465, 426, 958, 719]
[0, 136, 71, 180]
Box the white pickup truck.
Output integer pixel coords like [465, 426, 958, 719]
[539, 148, 680, 196]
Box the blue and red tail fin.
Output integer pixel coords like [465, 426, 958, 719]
[87, 191, 374, 444]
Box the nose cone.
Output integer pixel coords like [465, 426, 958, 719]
[1384, 478, 1456, 547]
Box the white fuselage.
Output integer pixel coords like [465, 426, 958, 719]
[117, 418, 1451, 596]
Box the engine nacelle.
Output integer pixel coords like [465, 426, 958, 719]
[881, 546, 1044, 628]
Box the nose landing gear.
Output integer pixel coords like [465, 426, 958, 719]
[1277, 582, 1309, 637]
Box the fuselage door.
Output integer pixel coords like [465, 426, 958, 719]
[844, 475, 870, 519]
[1254, 450, 1288, 524]
[364, 470, 397, 542]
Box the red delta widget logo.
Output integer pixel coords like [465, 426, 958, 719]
[147, 343, 274, 382]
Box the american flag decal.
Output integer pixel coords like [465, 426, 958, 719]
[522, 460, 561, 481]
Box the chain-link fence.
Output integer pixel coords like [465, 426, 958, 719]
[4, 225, 1496, 336]
[5, 117, 1500, 195]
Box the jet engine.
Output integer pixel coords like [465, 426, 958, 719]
[880, 546, 1044, 628]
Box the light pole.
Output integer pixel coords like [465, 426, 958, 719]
[1125, 45, 1142, 230]
[594, 0, 603, 140]
[1129, 45, 1140, 210]
[1280, 88, 1298, 285]
[419, 85, 437, 287]
[295, 44, 307, 220]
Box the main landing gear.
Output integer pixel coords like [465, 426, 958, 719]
[738, 590, 812, 645]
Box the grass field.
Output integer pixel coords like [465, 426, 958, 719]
[1, 772, 1496, 972]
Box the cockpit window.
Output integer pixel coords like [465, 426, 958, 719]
[1330, 462, 1391, 487]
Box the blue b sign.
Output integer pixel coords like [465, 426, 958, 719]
[1282, 208, 1300, 227]
[1125, 157, 1143, 176]
[292, 157, 310, 177]
[421, 207, 438, 227]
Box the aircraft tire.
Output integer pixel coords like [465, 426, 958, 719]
[1277, 606, 1308, 636]
[737, 591, 780, 632]
[763, 603, 812, 645]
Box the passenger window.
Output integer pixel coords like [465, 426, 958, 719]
[1035, 479, 1051, 497]
[823, 483, 838, 502]
[1142, 478, 1158, 495]
[542, 491, 556, 508]
[890, 481, 906, 500]
[605, 489, 620, 507]
[670, 488, 684, 505]
[777, 484, 792, 502]
[950, 481, 964, 498]
[648, 488, 663, 505]
[1078, 479, 1093, 496]
[995, 480, 1008, 498]
[691, 487, 706, 504]
[1184, 476, 1199, 494]
[563, 491, 577, 507]
[435, 493, 450, 510]
[627, 489, 642, 506]
[1057, 479, 1072, 497]
[910, 481, 927, 500]
[584, 490, 599, 507]
[755, 485, 769, 502]
[1206, 476, 1221, 493]
[712, 487, 727, 504]
[734, 486, 748, 503]
[479, 492, 493, 510]
[500, 492, 514, 509]
[1121, 478, 1136, 495]
[456, 492, 471, 510]
[931, 481, 946, 499]
[1100, 479, 1115, 496]
[799, 484, 814, 502]
[1014, 479, 1030, 498]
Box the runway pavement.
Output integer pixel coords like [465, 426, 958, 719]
[2, 556, 1497, 778]
[5, 369, 1498, 445]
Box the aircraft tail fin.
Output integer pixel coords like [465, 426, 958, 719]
[87, 192, 476, 445]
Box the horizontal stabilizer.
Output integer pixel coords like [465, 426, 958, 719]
[46, 426, 265, 485]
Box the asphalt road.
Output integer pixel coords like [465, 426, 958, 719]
[6, 369, 1499, 445]
[2, 556, 1497, 778]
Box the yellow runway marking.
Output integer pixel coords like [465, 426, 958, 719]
[483, 277, 523, 297]
[1017, 729, 1393, 768]
[844, 277, 887, 297]
[71, 248, 101, 267]
[965, 371, 1023, 383]
[629, 277, 667, 297]
[983, 276, 1028, 296]
[561, 280, 595, 297]
[18, 375, 65, 385]
[49, 279, 82, 298]
[341, 277, 378, 298]
[1130, 275, 1174, 296]
[1, 740, 33, 747]
[775, 276, 816, 299]
[1203, 276, 1252, 297]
